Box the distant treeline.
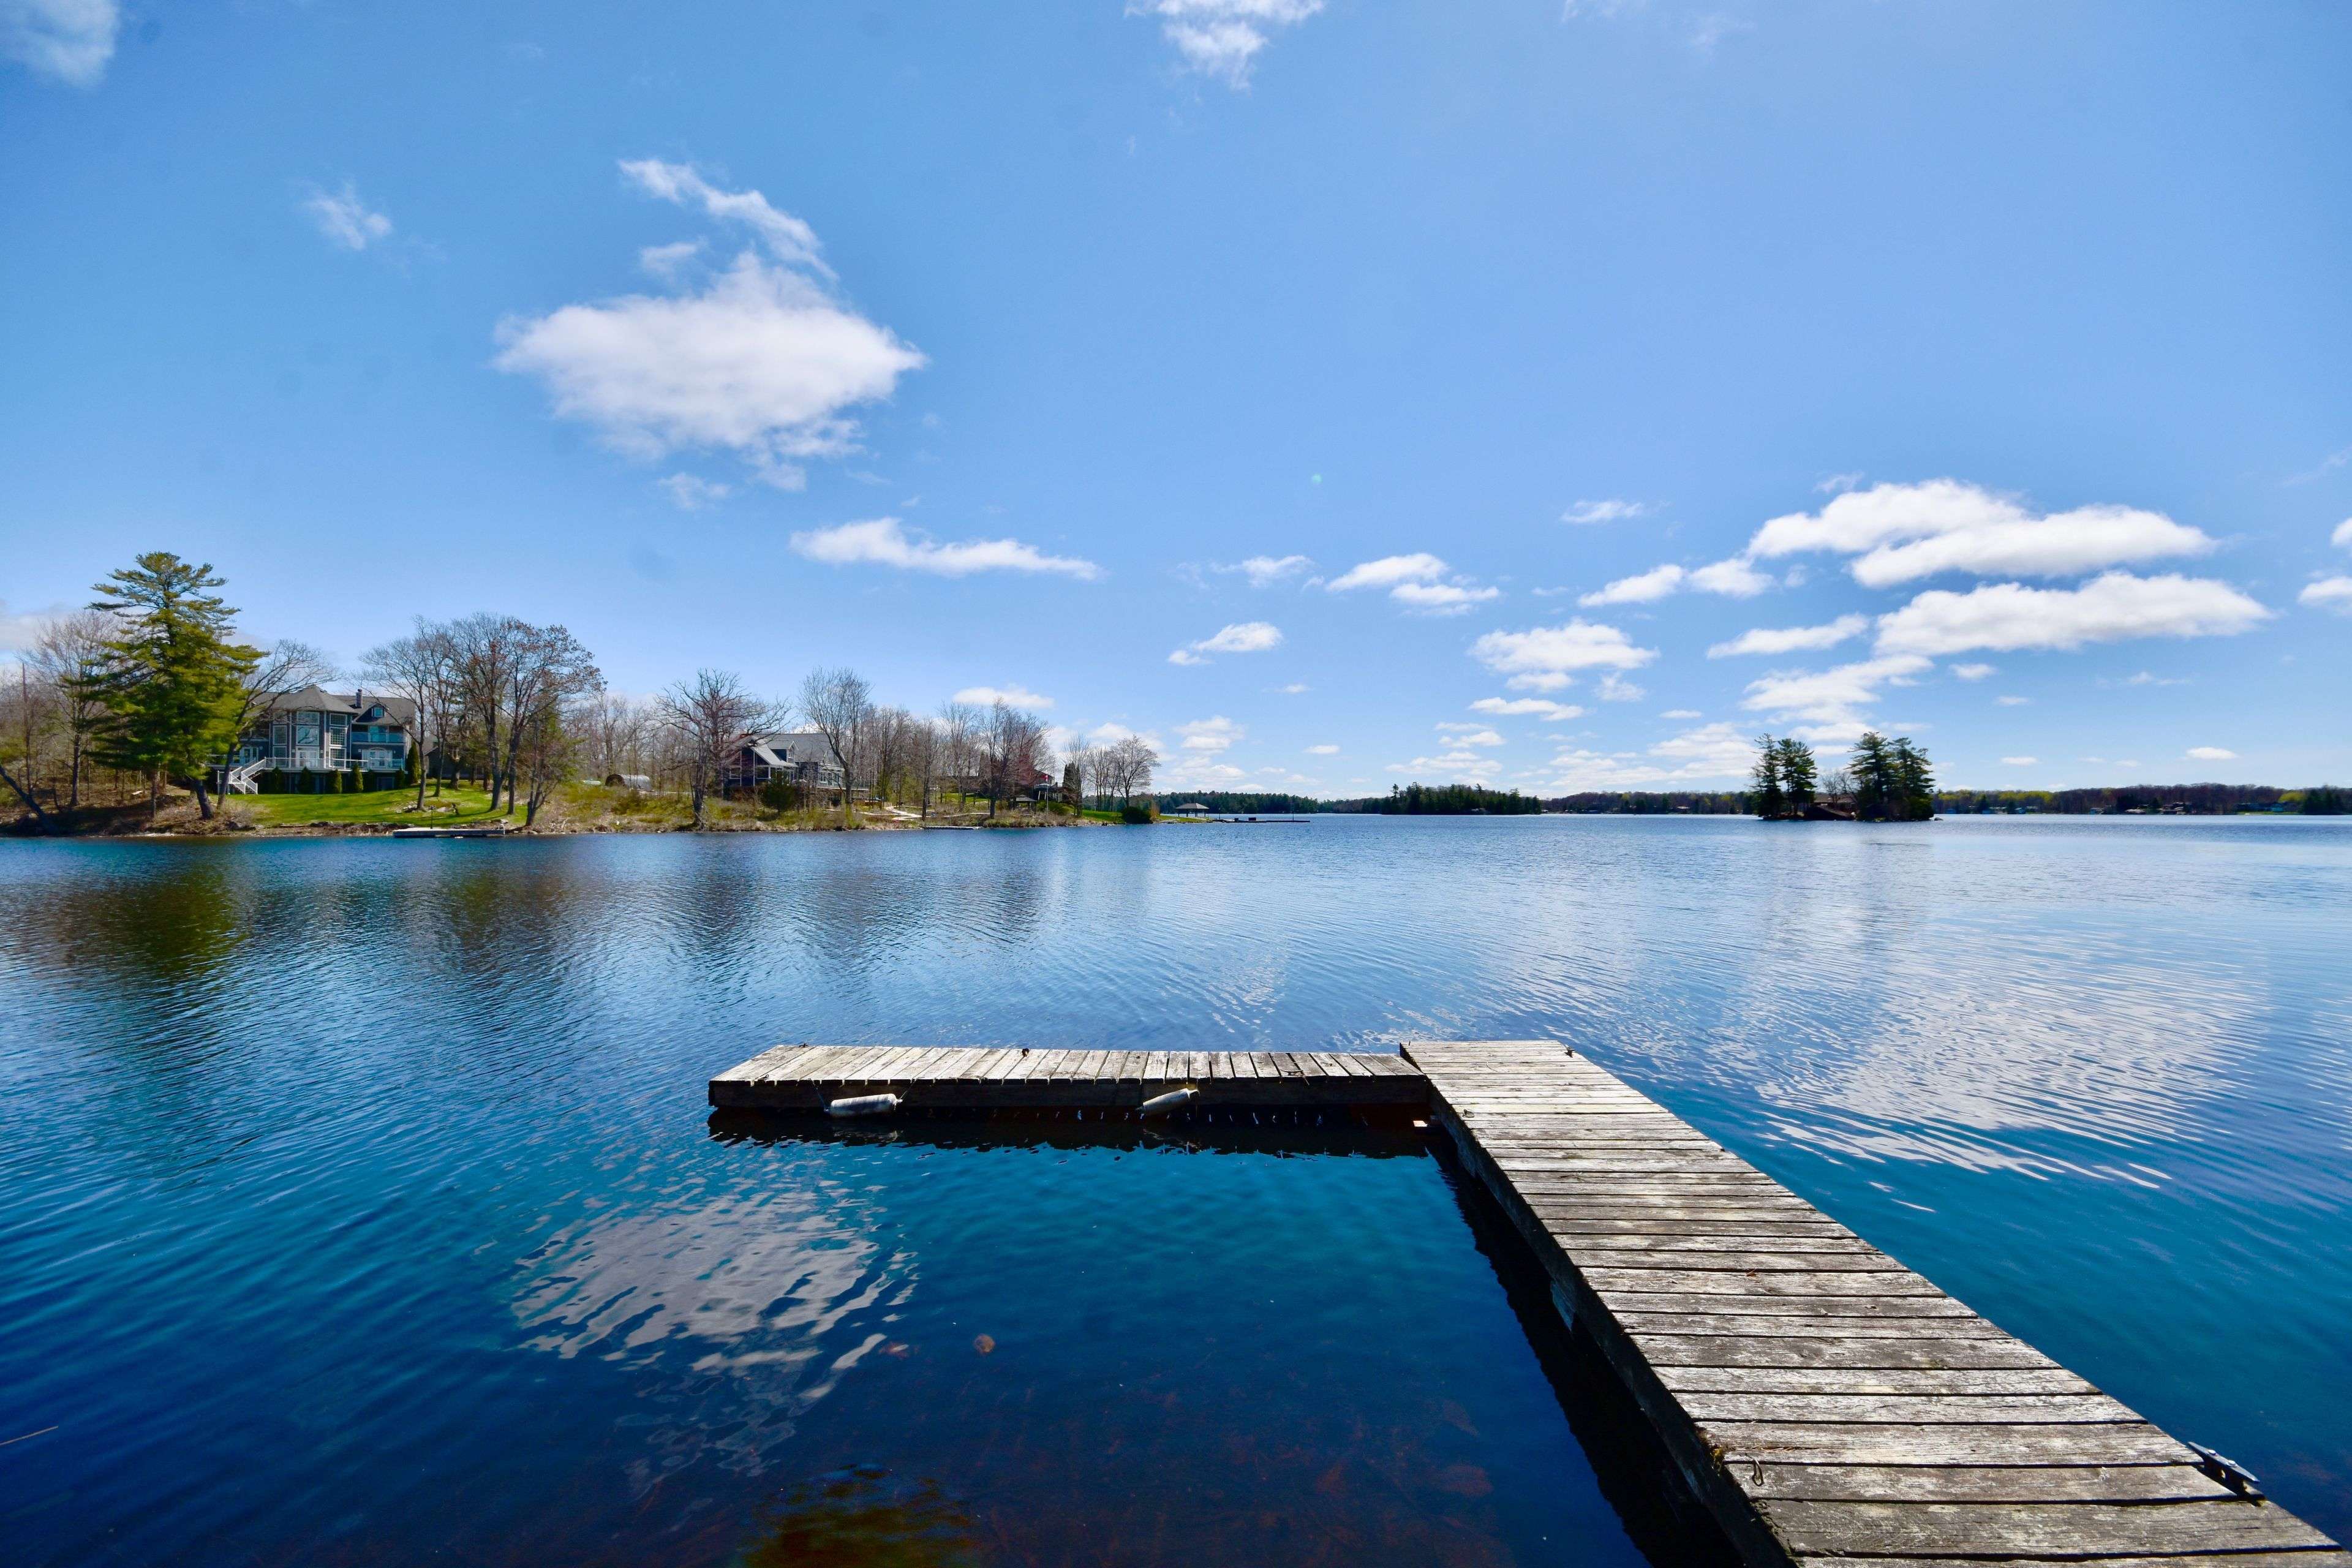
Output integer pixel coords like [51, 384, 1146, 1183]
[1939, 783, 2347, 815]
[1152, 791, 1329, 814]
[1550, 791, 1750, 815]
[1333, 783, 1546, 815]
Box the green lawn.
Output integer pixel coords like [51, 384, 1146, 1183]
[235, 785, 504, 827]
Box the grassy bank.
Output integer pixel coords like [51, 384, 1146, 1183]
[4, 782, 1109, 835]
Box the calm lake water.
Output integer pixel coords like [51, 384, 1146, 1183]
[4, 816, 2350, 1562]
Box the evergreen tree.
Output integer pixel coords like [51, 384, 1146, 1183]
[1751, 733, 1786, 819]
[1850, 731, 1895, 820]
[1774, 737, 1818, 812]
[1891, 736, 1936, 821]
[72, 554, 258, 821]
[398, 741, 420, 790]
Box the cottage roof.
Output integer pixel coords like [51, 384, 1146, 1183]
[265, 687, 419, 725]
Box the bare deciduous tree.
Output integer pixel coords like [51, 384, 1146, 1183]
[658, 669, 782, 827]
[0, 657, 53, 830]
[446, 612, 516, 803]
[1102, 734, 1158, 805]
[499, 623, 600, 818]
[800, 666, 872, 815]
[361, 624, 461, 812]
[576, 691, 657, 782]
[29, 609, 115, 812]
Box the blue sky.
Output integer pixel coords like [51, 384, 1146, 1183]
[4, 0, 2348, 794]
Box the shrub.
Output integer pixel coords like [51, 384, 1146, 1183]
[326, 769, 344, 794]
[1120, 801, 1157, 824]
[758, 778, 801, 813]
[263, 769, 283, 793]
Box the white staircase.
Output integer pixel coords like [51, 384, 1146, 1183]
[225, 758, 268, 795]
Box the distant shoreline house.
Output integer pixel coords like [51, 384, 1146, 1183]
[721, 731, 846, 797]
[225, 687, 417, 793]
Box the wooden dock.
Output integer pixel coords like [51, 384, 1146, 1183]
[709, 1042, 1426, 1110]
[709, 1039, 2347, 1566]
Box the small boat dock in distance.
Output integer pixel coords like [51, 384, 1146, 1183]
[706, 1040, 2350, 1567]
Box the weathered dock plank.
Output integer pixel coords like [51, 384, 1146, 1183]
[1403, 1039, 2346, 1568]
[707, 1043, 1429, 1110]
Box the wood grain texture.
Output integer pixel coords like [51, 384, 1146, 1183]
[1403, 1039, 2342, 1568]
[709, 1044, 1430, 1109]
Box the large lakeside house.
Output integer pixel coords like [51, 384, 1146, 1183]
[721, 731, 846, 797]
[224, 687, 418, 793]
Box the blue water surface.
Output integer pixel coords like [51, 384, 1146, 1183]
[2, 816, 2348, 1559]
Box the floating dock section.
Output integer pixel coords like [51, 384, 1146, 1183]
[709, 1039, 2347, 1567]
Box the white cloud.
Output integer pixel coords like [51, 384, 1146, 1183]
[1691, 12, 1752, 50]
[1178, 715, 1243, 753]
[1743, 654, 1933, 727]
[954, 684, 1054, 710]
[1708, 614, 1868, 658]
[1580, 564, 1682, 606]
[1688, 556, 1774, 597]
[303, 182, 393, 251]
[1951, 662, 1996, 680]
[1748, 479, 2215, 587]
[1330, 553, 1446, 592]
[1169, 620, 1283, 664]
[1660, 708, 1701, 720]
[1578, 555, 1768, 607]
[1875, 572, 2270, 655]
[2334, 519, 2352, 549]
[2301, 576, 2352, 614]
[1277, 682, 1309, 694]
[1597, 673, 1645, 703]
[1139, 0, 1323, 86]
[638, 239, 704, 279]
[1471, 697, 1584, 721]
[1561, 499, 1649, 526]
[1218, 554, 1311, 587]
[1536, 722, 1754, 791]
[1305, 743, 1339, 755]
[1386, 751, 1502, 781]
[1329, 552, 1495, 613]
[790, 518, 1101, 579]
[1648, 723, 1755, 773]
[495, 164, 922, 489]
[1817, 472, 1865, 495]
[2186, 746, 2237, 762]
[2, 0, 118, 86]
[1436, 724, 1506, 747]
[0, 598, 65, 650]
[1390, 580, 1500, 615]
[1472, 619, 1656, 690]
[619, 158, 828, 273]
[496, 252, 922, 487]
[656, 472, 731, 510]
[2001, 756, 2038, 767]
[1996, 695, 2029, 706]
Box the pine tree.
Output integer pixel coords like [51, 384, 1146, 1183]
[1892, 736, 1936, 821]
[1774, 737, 1818, 812]
[1850, 731, 1894, 820]
[1751, 733, 1786, 819]
[72, 554, 259, 821]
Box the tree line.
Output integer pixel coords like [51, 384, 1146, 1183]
[0, 552, 1160, 832]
